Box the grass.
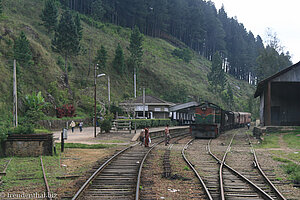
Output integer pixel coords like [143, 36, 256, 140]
[57, 143, 116, 149]
[0, 157, 44, 191]
[280, 163, 300, 184]
[98, 140, 125, 143]
[283, 131, 300, 149]
[254, 133, 281, 148]
[183, 166, 189, 171]
[272, 156, 292, 163]
[34, 128, 52, 134]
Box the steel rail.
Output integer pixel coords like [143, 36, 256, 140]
[182, 139, 213, 200]
[208, 137, 274, 200]
[219, 134, 236, 200]
[40, 156, 52, 200]
[72, 144, 136, 200]
[1, 158, 12, 175]
[248, 134, 286, 200]
[135, 132, 190, 200]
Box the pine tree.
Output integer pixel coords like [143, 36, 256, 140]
[113, 43, 125, 74]
[14, 31, 32, 67]
[95, 45, 107, 69]
[91, 0, 105, 21]
[128, 26, 143, 70]
[52, 10, 81, 85]
[0, 0, 3, 15]
[40, 0, 58, 33]
[74, 13, 82, 40]
[207, 52, 226, 91]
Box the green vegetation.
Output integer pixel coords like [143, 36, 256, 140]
[57, 143, 116, 149]
[281, 163, 300, 184]
[172, 48, 192, 63]
[283, 130, 300, 149]
[119, 119, 174, 129]
[272, 156, 292, 163]
[254, 133, 280, 148]
[0, 0, 258, 138]
[183, 166, 190, 171]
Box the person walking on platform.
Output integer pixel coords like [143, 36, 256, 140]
[79, 121, 83, 132]
[139, 129, 145, 146]
[70, 121, 76, 133]
[144, 127, 150, 147]
[165, 125, 170, 146]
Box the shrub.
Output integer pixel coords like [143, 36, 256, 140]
[8, 125, 35, 135]
[118, 119, 172, 129]
[172, 48, 192, 63]
[100, 119, 112, 133]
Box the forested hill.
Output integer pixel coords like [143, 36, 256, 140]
[0, 0, 292, 126]
[61, 0, 292, 83]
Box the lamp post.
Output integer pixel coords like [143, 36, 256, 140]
[94, 64, 105, 138]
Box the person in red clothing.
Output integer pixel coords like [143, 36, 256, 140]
[144, 127, 150, 147]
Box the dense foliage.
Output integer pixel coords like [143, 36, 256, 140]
[61, 0, 292, 84]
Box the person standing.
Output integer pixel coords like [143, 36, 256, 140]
[139, 129, 145, 146]
[144, 127, 150, 147]
[70, 121, 76, 133]
[79, 121, 83, 132]
[165, 125, 170, 146]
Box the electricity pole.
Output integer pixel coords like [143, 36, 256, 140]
[143, 87, 145, 118]
[134, 68, 136, 98]
[13, 59, 18, 127]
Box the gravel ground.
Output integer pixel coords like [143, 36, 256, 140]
[140, 136, 206, 200]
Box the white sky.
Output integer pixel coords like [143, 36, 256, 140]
[212, 0, 300, 64]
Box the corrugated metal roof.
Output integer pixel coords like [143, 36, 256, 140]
[254, 61, 300, 98]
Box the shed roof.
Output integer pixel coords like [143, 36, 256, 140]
[254, 61, 300, 98]
[170, 101, 199, 112]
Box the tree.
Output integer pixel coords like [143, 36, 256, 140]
[113, 43, 125, 74]
[14, 31, 33, 67]
[40, 0, 58, 33]
[0, 0, 3, 15]
[52, 10, 81, 86]
[95, 45, 107, 69]
[91, 0, 105, 21]
[74, 13, 82, 40]
[128, 26, 143, 70]
[207, 52, 226, 91]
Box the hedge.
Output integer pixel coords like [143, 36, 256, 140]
[117, 119, 177, 129]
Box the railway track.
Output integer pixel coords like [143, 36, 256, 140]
[185, 129, 286, 200]
[140, 134, 206, 199]
[72, 131, 188, 200]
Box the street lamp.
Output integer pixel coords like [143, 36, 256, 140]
[94, 64, 106, 138]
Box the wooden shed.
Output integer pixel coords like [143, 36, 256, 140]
[254, 61, 300, 126]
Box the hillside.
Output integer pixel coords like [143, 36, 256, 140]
[0, 0, 256, 122]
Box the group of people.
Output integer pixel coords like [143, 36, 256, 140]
[70, 120, 83, 133]
[139, 125, 171, 147]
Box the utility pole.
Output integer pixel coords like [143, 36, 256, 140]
[94, 64, 97, 138]
[143, 87, 145, 118]
[13, 59, 18, 127]
[134, 68, 136, 98]
[108, 75, 111, 113]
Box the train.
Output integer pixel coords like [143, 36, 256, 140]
[190, 102, 251, 138]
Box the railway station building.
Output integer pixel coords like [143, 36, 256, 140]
[254, 61, 300, 126]
[119, 95, 175, 119]
[169, 101, 198, 125]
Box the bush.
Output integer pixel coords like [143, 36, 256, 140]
[172, 48, 192, 63]
[118, 119, 173, 129]
[8, 125, 35, 135]
[100, 119, 112, 133]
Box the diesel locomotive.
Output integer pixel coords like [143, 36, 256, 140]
[190, 102, 251, 138]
